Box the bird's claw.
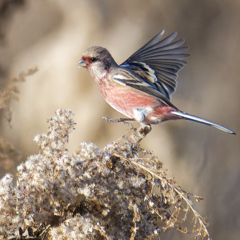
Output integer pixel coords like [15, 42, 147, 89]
[102, 116, 134, 128]
[102, 116, 118, 123]
[123, 121, 133, 128]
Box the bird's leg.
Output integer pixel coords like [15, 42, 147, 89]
[102, 116, 135, 127]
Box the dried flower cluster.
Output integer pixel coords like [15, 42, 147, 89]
[0, 109, 210, 240]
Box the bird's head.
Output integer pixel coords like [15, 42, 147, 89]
[78, 46, 117, 77]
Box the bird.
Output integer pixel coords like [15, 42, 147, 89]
[78, 29, 236, 135]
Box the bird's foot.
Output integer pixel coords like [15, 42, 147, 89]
[102, 116, 135, 128]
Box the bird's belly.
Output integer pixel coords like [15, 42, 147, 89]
[98, 82, 175, 124]
[104, 86, 156, 116]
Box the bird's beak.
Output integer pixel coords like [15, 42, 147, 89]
[78, 58, 87, 68]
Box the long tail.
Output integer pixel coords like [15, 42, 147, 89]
[171, 111, 236, 135]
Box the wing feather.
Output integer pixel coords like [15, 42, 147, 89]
[120, 30, 190, 100]
[113, 68, 177, 109]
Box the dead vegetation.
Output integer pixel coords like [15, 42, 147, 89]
[0, 68, 37, 174]
[0, 106, 210, 239]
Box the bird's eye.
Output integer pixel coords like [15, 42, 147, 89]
[90, 57, 97, 62]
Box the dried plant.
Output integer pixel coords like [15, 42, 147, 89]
[0, 109, 210, 240]
[0, 137, 20, 171]
[0, 67, 38, 125]
[0, 68, 38, 172]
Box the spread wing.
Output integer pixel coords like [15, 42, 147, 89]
[119, 30, 190, 100]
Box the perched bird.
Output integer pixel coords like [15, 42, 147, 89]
[78, 30, 235, 135]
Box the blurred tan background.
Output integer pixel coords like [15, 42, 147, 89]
[0, 0, 239, 239]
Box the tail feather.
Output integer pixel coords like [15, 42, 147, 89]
[171, 111, 236, 135]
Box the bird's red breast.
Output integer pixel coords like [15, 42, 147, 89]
[95, 73, 178, 124]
